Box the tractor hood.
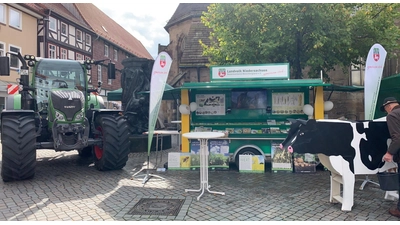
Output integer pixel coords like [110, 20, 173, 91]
[50, 90, 85, 121]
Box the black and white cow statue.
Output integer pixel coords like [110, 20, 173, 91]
[280, 118, 397, 211]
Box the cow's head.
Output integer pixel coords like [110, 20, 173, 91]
[280, 119, 318, 153]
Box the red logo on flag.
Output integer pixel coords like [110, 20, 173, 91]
[160, 55, 166, 68]
[373, 48, 380, 62]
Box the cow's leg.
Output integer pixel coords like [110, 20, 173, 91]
[330, 172, 341, 203]
[341, 172, 355, 211]
[320, 154, 342, 204]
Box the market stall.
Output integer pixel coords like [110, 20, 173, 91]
[173, 63, 363, 171]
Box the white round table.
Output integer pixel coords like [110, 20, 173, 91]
[144, 130, 180, 168]
[182, 132, 225, 201]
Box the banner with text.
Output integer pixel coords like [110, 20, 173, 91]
[210, 63, 289, 81]
[148, 52, 172, 153]
[364, 43, 387, 120]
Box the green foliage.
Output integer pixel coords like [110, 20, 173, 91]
[201, 3, 400, 80]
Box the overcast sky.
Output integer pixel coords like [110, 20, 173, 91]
[93, 2, 181, 59]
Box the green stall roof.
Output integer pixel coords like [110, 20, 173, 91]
[137, 84, 180, 100]
[107, 88, 123, 101]
[375, 74, 400, 119]
[323, 84, 363, 92]
[107, 79, 363, 101]
[177, 79, 363, 92]
[107, 83, 180, 101]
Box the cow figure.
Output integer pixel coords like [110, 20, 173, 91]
[280, 118, 397, 211]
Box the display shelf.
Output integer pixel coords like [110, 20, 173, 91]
[191, 123, 290, 126]
[224, 134, 287, 138]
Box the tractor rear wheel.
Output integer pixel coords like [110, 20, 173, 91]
[1, 114, 36, 182]
[93, 115, 130, 171]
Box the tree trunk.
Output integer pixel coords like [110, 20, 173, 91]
[294, 31, 303, 79]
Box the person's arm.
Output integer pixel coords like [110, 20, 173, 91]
[387, 113, 400, 155]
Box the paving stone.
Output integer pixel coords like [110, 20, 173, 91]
[0, 147, 398, 221]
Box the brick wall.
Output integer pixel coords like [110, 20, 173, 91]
[92, 38, 126, 91]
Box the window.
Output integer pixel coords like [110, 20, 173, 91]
[0, 42, 4, 56]
[114, 49, 118, 61]
[60, 48, 67, 59]
[49, 16, 56, 31]
[48, 44, 56, 59]
[76, 30, 82, 42]
[104, 45, 109, 57]
[76, 53, 83, 60]
[0, 4, 5, 24]
[231, 90, 267, 109]
[85, 34, 91, 45]
[61, 22, 67, 36]
[9, 45, 21, 69]
[350, 64, 365, 86]
[97, 65, 102, 84]
[9, 8, 21, 29]
[350, 58, 365, 86]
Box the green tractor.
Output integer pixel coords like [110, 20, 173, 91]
[0, 53, 131, 182]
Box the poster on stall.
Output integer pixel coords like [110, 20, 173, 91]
[195, 94, 226, 115]
[271, 141, 292, 172]
[168, 152, 191, 170]
[190, 140, 201, 169]
[271, 92, 304, 115]
[189, 139, 229, 170]
[239, 155, 265, 173]
[208, 139, 230, 170]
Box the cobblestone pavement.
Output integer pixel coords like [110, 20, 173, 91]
[0, 146, 399, 221]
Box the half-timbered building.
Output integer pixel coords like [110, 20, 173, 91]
[0, 3, 44, 107]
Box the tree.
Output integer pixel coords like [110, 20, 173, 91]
[200, 3, 400, 80]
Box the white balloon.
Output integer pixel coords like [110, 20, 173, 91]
[189, 102, 198, 112]
[303, 104, 314, 116]
[179, 104, 190, 115]
[324, 101, 334, 111]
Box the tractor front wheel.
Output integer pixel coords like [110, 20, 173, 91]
[1, 114, 36, 182]
[93, 115, 130, 171]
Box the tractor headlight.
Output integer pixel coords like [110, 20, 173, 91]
[75, 111, 84, 121]
[28, 60, 35, 67]
[55, 111, 66, 121]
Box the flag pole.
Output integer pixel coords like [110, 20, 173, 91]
[132, 52, 172, 186]
[359, 43, 387, 190]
